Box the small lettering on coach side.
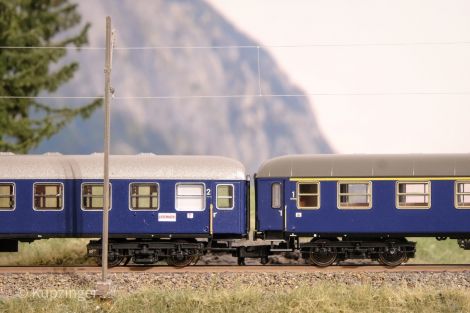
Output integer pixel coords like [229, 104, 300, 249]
[158, 213, 177, 222]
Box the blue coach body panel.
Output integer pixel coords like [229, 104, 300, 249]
[0, 154, 247, 238]
[0, 178, 247, 237]
[1, 179, 72, 235]
[256, 177, 470, 236]
[74, 179, 213, 236]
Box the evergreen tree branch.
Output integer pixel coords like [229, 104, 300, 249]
[0, 0, 102, 153]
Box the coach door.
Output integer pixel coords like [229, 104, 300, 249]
[256, 180, 285, 231]
[271, 181, 285, 230]
[211, 182, 241, 234]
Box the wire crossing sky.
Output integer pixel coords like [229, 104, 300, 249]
[208, 0, 470, 154]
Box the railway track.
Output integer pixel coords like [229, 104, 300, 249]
[1, 264, 470, 273]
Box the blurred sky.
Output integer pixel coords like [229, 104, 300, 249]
[208, 0, 470, 154]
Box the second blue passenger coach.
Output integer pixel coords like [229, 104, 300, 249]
[255, 154, 470, 266]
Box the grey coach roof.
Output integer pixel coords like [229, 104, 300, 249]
[0, 154, 246, 180]
[257, 154, 470, 178]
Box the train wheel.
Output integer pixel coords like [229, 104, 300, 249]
[378, 240, 408, 267]
[308, 239, 337, 267]
[166, 254, 194, 267]
[166, 240, 198, 268]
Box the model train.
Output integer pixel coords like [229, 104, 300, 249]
[0, 153, 469, 267]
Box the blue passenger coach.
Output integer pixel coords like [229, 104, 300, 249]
[0, 153, 249, 266]
[255, 154, 470, 266]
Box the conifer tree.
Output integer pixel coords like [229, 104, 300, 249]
[0, 0, 101, 153]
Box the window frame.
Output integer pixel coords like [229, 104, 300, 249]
[396, 181, 431, 209]
[32, 182, 64, 211]
[455, 180, 470, 209]
[0, 182, 15, 211]
[175, 182, 206, 212]
[129, 182, 159, 211]
[337, 181, 372, 210]
[216, 184, 235, 210]
[296, 181, 320, 210]
[81, 182, 113, 211]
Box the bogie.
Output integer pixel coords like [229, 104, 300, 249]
[87, 239, 204, 267]
[300, 237, 415, 267]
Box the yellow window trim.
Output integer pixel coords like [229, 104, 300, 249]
[337, 181, 372, 210]
[396, 181, 431, 209]
[455, 181, 470, 209]
[296, 181, 320, 210]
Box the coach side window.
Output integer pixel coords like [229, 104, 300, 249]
[396, 182, 430, 209]
[175, 183, 205, 211]
[82, 183, 111, 211]
[338, 182, 372, 209]
[297, 182, 320, 209]
[130, 183, 158, 210]
[271, 183, 281, 209]
[0, 183, 15, 210]
[216, 184, 234, 210]
[34, 183, 63, 210]
[456, 181, 470, 209]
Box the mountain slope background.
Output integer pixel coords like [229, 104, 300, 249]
[34, 0, 332, 171]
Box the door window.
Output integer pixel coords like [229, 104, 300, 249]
[216, 184, 234, 210]
[271, 183, 282, 209]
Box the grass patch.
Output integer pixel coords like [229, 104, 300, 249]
[411, 237, 470, 264]
[0, 239, 94, 266]
[1, 283, 470, 313]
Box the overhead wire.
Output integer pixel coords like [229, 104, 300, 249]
[1, 40, 470, 100]
[2, 92, 470, 101]
[1, 40, 470, 50]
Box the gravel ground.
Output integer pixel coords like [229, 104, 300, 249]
[1, 271, 470, 298]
